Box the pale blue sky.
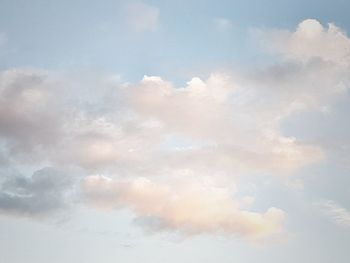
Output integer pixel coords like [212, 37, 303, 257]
[0, 1, 350, 263]
[1, 0, 350, 80]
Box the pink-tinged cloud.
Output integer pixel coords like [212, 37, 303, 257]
[83, 175, 285, 240]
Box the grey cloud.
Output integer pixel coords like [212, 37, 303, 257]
[0, 167, 73, 216]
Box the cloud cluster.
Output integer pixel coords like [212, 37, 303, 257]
[0, 19, 349, 240]
[130, 74, 324, 176]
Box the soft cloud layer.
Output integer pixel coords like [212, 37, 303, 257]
[0, 19, 349, 240]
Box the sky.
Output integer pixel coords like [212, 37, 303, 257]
[0, 0, 350, 262]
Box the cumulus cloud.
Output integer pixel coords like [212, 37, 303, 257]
[251, 20, 350, 122]
[83, 175, 285, 240]
[317, 200, 350, 227]
[0, 19, 349, 240]
[130, 73, 324, 175]
[258, 19, 350, 63]
[124, 2, 160, 32]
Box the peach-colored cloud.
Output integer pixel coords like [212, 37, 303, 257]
[83, 175, 285, 240]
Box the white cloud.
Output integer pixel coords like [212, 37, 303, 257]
[124, 2, 160, 32]
[318, 200, 350, 227]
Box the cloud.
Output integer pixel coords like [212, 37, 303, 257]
[255, 19, 350, 64]
[83, 175, 285, 240]
[0, 167, 74, 217]
[131, 73, 324, 175]
[317, 200, 350, 227]
[0, 69, 63, 158]
[124, 2, 160, 32]
[0, 19, 349, 240]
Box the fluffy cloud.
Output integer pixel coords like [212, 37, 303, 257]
[0, 69, 156, 169]
[131, 73, 324, 175]
[83, 175, 285, 240]
[259, 19, 350, 63]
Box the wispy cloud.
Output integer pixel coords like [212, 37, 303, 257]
[318, 200, 350, 227]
